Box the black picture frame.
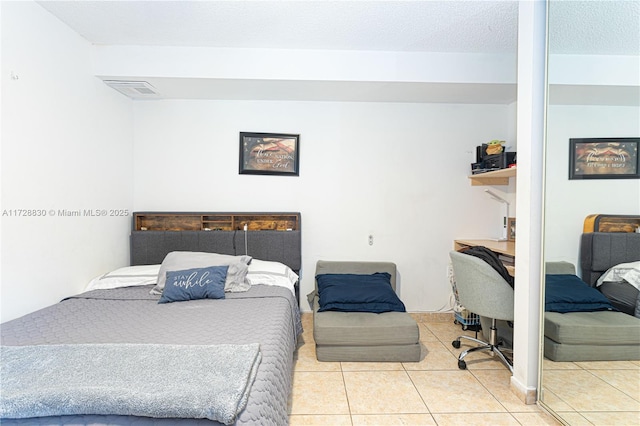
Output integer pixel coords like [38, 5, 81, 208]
[569, 137, 640, 180]
[508, 217, 516, 242]
[239, 132, 300, 176]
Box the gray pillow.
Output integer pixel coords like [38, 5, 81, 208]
[151, 251, 252, 295]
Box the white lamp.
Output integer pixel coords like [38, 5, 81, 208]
[485, 189, 510, 241]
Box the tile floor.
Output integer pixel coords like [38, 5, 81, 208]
[288, 313, 563, 425]
[541, 357, 640, 426]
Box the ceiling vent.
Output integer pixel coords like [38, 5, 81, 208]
[103, 80, 161, 99]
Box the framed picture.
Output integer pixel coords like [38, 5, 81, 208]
[239, 132, 300, 176]
[507, 217, 516, 242]
[569, 138, 640, 180]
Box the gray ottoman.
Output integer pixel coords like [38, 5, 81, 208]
[310, 261, 420, 362]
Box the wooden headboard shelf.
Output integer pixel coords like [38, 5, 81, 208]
[133, 212, 300, 232]
[583, 214, 640, 233]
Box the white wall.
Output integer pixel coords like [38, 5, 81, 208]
[0, 1, 134, 322]
[133, 99, 513, 312]
[544, 104, 640, 269]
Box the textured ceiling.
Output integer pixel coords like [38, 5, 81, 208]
[38, 0, 518, 53]
[35, 0, 640, 55]
[549, 1, 639, 55]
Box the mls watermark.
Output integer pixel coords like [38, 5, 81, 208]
[2, 209, 130, 218]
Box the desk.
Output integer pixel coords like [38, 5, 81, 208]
[454, 239, 515, 276]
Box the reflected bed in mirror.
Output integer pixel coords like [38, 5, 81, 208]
[540, 227, 640, 422]
[543, 231, 640, 363]
[541, 1, 640, 424]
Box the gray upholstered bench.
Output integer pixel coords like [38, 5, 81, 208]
[309, 261, 420, 362]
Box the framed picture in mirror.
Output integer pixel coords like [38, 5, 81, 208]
[569, 138, 639, 180]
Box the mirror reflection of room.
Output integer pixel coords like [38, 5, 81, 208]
[539, 2, 640, 425]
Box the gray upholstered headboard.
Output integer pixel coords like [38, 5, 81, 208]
[580, 232, 640, 287]
[130, 230, 301, 272]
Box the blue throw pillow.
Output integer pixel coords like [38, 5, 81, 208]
[316, 272, 406, 313]
[545, 274, 616, 313]
[158, 265, 228, 304]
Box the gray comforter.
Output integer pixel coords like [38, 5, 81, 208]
[0, 285, 302, 425]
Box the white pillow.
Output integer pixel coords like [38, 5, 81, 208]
[596, 261, 640, 290]
[85, 265, 160, 291]
[246, 259, 299, 294]
[151, 251, 252, 295]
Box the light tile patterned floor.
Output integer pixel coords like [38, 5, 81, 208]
[288, 313, 562, 425]
[541, 358, 640, 426]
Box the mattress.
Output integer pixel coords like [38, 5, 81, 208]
[545, 311, 640, 346]
[544, 336, 640, 362]
[1, 284, 302, 425]
[544, 311, 640, 361]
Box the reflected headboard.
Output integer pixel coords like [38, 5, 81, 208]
[130, 212, 301, 273]
[580, 232, 640, 287]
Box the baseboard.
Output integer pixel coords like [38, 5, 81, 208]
[510, 376, 537, 404]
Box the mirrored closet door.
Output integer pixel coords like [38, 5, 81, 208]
[539, 1, 640, 425]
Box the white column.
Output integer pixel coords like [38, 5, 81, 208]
[511, 0, 547, 404]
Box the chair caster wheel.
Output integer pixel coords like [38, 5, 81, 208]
[452, 340, 461, 349]
[458, 359, 467, 370]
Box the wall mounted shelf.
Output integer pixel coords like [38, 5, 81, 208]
[469, 167, 516, 186]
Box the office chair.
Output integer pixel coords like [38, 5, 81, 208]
[449, 250, 514, 372]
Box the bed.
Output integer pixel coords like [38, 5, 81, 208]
[0, 212, 302, 425]
[580, 232, 640, 315]
[543, 230, 640, 362]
